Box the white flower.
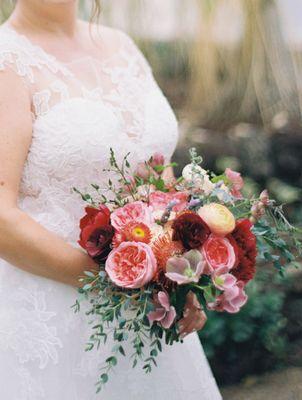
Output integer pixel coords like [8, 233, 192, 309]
[182, 163, 214, 194]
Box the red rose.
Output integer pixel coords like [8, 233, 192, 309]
[172, 212, 210, 250]
[79, 205, 114, 260]
[229, 219, 257, 284]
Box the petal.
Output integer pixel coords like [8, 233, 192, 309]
[157, 291, 170, 311]
[165, 272, 192, 285]
[160, 307, 177, 329]
[222, 274, 237, 288]
[195, 259, 207, 277]
[166, 256, 190, 275]
[224, 285, 239, 301]
[147, 308, 166, 323]
[183, 250, 203, 270]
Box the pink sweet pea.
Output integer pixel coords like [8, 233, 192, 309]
[149, 191, 188, 213]
[207, 281, 248, 313]
[202, 234, 237, 272]
[147, 291, 176, 329]
[225, 168, 244, 199]
[110, 201, 154, 231]
[165, 250, 206, 285]
[105, 242, 157, 289]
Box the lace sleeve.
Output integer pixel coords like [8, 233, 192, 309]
[116, 30, 153, 76]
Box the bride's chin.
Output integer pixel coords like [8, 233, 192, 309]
[42, 0, 76, 3]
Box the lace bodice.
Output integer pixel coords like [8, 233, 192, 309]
[0, 23, 178, 245]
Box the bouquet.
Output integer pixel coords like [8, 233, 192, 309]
[72, 148, 301, 392]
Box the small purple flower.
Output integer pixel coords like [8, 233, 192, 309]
[147, 291, 176, 329]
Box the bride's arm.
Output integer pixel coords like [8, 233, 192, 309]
[0, 69, 98, 288]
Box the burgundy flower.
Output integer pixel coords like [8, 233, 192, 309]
[79, 205, 114, 260]
[172, 212, 210, 250]
[229, 219, 257, 284]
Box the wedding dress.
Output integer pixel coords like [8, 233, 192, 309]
[0, 23, 222, 400]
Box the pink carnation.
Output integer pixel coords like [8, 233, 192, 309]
[149, 191, 188, 213]
[111, 201, 154, 231]
[105, 242, 157, 289]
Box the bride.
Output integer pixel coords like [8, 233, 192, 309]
[0, 1, 222, 399]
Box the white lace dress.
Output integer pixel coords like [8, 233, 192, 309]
[0, 24, 222, 400]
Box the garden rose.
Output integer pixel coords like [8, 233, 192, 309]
[198, 203, 235, 236]
[111, 201, 154, 231]
[78, 205, 114, 260]
[229, 219, 257, 284]
[172, 211, 210, 250]
[202, 234, 237, 272]
[149, 191, 188, 213]
[105, 242, 157, 289]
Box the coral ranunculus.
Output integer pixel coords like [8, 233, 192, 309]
[198, 203, 235, 236]
[105, 242, 157, 289]
[78, 205, 114, 260]
[172, 211, 210, 250]
[230, 219, 257, 284]
[110, 201, 154, 231]
[202, 234, 237, 272]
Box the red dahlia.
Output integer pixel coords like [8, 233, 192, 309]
[172, 211, 210, 250]
[229, 219, 257, 284]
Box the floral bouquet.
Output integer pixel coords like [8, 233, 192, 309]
[72, 148, 301, 392]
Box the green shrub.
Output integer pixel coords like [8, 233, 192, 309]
[199, 269, 288, 384]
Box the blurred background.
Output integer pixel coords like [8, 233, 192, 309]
[1, 0, 302, 398]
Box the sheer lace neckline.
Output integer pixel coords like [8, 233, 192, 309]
[1, 24, 123, 72]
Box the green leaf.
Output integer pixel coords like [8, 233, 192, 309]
[100, 373, 108, 384]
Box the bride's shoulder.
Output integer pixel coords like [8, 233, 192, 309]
[80, 20, 143, 58]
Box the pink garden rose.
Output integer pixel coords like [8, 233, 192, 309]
[207, 281, 248, 313]
[111, 201, 154, 231]
[202, 234, 237, 272]
[225, 168, 244, 199]
[147, 291, 176, 329]
[105, 242, 157, 289]
[149, 191, 188, 213]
